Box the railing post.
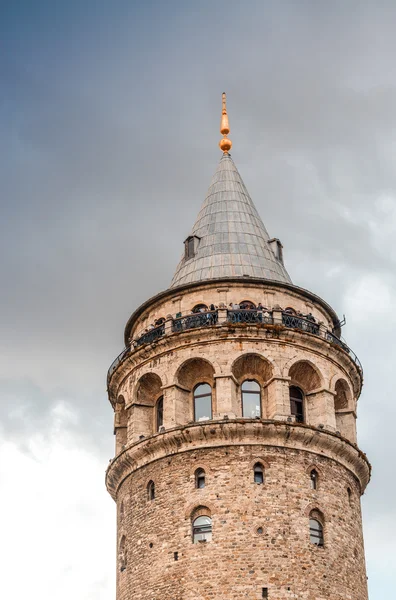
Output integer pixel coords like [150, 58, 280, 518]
[165, 315, 173, 335]
[272, 306, 283, 326]
[217, 307, 228, 324]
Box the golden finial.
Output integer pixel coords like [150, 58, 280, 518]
[219, 92, 232, 154]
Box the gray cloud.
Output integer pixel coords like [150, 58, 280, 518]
[1, 1, 396, 597]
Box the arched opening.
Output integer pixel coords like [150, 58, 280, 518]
[154, 317, 165, 326]
[242, 380, 261, 418]
[310, 469, 318, 490]
[119, 535, 127, 571]
[347, 487, 352, 506]
[194, 383, 212, 421]
[284, 307, 297, 315]
[289, 386, 304, 423]
[289, 361, 322, 393]
[334, 378, 355, 441]
[191, 507, 212, 543]
[136, 373, 163, 406]
[334, 379, 350, 410]
[176, 358, 215, 423]
[239, 300, 256, 310]
[156, 396, 163, 431]
[195, 468, 206, 489]
[147, 480, 155, 501]
[309, 509, 324, 547]
[232, 354, 273, 385]
[192, 303, 208, 314]
[253, 462, 264, 484]
[115, 395, 128, 453]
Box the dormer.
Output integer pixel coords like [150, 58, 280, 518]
[184, 235, 200, 260]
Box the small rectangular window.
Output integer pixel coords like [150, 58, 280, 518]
[262, 588, 268, 599]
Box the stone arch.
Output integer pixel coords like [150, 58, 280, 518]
[303, 502, 326, 519]
[333, 377, 356, 442]
[239, 299, 256, 309]
[231, 353, 275, 419]
[176, 357, 215, 390]
[288, 360, 323, 393]
[185, 501, 215, 520]
[135, 372, 163, 406]
[231, 353, 274, 386]
[334, 378, 352, 411]
[114, 395, 128, 454]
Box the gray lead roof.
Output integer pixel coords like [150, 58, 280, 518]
[170, 153, 292, 288]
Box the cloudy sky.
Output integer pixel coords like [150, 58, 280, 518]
[1, 1, 395, 598]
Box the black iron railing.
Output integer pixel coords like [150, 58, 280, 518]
[172, 310, 218, 332]
[135, 323, 165, 347]
[107, 308, 362, 386]
[325, 331, 362, 371]
[107, 347, 130, 386]
[227, 309, 273, 324]
[282, 312, 320, 335]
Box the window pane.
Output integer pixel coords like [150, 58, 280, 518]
[195, 395, 212, 421]
[242, 380, 260, 392]
[156, 397, 163, 430]
[195, 383, 211, 396]
[309, 519, 323, 546]
[242, 391, 261, 418]
[194, 516, 211, 527]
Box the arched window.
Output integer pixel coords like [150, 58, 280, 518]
[309, 512, 324, 547]
[147, 480, 155, 501]
[240, 300, 256, 310]
[242, 380, 261, 418]
[254, 462, 264, 484]
[192, 515, 212, 543]
[119, 535, 127, 571]
[192, 303, 208, 314]
[195, 468, 205, 489]
[156, 396, 163, 431]
[310, 469, 318, 490]
[194, 383, 212, 421]
[290, 386, 304, 423]
[347, 487, 352, 506]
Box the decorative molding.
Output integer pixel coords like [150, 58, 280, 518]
[106, 420, 371, 500]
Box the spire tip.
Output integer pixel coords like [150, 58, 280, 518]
[219, 92, 232, 154]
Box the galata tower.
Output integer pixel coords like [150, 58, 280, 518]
[106, 94, 370, 600]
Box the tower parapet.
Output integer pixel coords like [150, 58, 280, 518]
[107, 96, 370, 600]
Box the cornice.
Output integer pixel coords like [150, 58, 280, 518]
[105, 419, 371, 500]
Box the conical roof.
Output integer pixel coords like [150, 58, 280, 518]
[170, 153, 292, 287]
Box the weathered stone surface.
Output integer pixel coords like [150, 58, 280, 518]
[108, 280, 369, 599]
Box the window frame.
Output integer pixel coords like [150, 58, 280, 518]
[253, 462, 264, 485]
[192, 515, 212, 544]
[156, 395, 164, 431]
[195, 468, 206, 489]
[289, 385, 304, 423]
[241, 379, 262, 418]
[147, 480, 155, 501]
[193, 383, 213, 422]
[310, 469, 318, 490]
[309, 516, 324, 547]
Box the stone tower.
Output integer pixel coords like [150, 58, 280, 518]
[106, 95, 370, 600]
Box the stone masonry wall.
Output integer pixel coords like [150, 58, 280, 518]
[116, 444, 368, 600]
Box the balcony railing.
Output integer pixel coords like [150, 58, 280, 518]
[325, 331, 362, 371]
[282, 312, 320, 335]
[135, 323, 165, 347]
[172, 310, 218, 332]
[107, 308, 362, 386]
[227, 309, 273, 324]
